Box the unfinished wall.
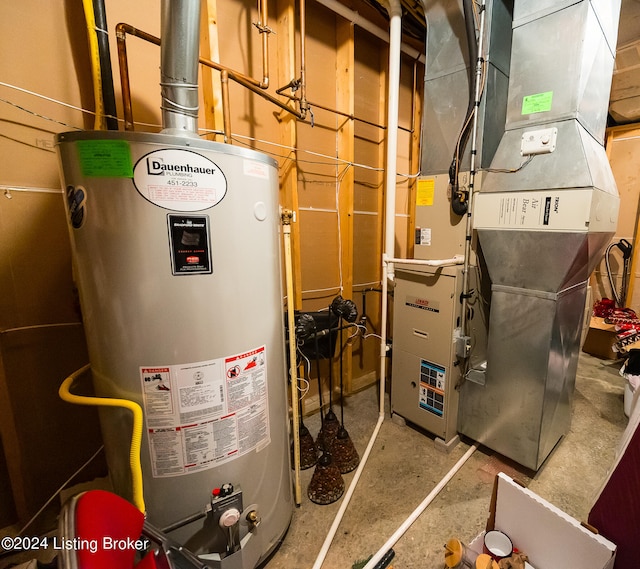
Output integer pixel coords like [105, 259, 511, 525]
[0, 0, 424, 524]
[591, 124, 640, 313]
[0, 1, 109, 525]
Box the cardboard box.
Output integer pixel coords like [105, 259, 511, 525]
[470, 473, 616, 569]
[582, 317, 618, 360]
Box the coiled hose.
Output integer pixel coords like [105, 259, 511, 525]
[59, 364, 146, 513]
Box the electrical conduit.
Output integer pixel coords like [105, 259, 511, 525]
[59, 364, 146, 514]
[460, 0, 487, 340]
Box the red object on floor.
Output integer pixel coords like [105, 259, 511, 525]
[71, 490, 156, 569]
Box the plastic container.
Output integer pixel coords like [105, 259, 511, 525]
[444, 538, 478, 568]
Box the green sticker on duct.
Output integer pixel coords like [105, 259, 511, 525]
[77, 139, 133, 177]
[521, 91, 553, 115]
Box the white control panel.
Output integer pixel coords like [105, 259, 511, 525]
[521, 127, 558, 155]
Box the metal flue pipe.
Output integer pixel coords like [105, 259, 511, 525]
[160, 0, 202, 136]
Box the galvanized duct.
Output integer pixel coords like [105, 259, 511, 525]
[460, 0, 622, 470]
[160, 0, 202, 135]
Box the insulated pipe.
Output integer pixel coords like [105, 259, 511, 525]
[160, 0, 202, 135]
[311, 4, 402, 566]
[361, 443, 478, 569]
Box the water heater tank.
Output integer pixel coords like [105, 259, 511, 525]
[56, 130, 292, 568]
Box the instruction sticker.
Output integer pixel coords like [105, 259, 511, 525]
[416, 178, 435, 206]
[415, 227, 432, 246]
[140, 346, 270, 478]
[521, 91, 553, 115]
[419, 359, 446, 417]
[77, 139, 133, 177]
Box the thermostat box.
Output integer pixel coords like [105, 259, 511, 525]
[469, 473, 616, 569]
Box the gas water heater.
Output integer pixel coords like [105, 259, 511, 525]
[56, 130, 292, 568]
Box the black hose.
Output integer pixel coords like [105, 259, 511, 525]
[339, 315, 344, 426]
[314, 325, 325, 424]
[327, 305, 335, 413]
[93, 0, 119, 130]
[606, 239, 634, 307]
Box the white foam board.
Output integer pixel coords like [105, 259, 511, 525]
[492, 473, 616, 569]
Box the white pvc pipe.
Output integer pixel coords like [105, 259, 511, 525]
[383, 0, 403, 283]
[385, 254, 465, 268]
[310, 5, 402, 566]
[310, 415, 384, 569]
[361, 443, 479, 569]
[314, 0, 424, 63]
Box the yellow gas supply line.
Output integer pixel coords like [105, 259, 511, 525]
[82, 0, 106, 130]
[59, 364, 146, 514]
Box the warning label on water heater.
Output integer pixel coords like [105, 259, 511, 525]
[140, 345, 270, 478]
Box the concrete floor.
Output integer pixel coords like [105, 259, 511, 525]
[265, 352, 628, 569]
[0, 352, 628, 569]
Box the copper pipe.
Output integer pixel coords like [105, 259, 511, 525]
[117, 20, 269, 92]
[256, 0, 270, 88]
[220, 70, 231, 142]
[115, 22, 304, 130]
[280, 94, 415, 133]
[299, 0, 308, 117]
[115, 24, 135, 131]
[230, 73, 304, 119]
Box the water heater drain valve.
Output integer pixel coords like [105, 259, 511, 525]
[246, 509, 261, 529]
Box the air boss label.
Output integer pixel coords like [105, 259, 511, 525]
[133, 148, 227, 212]
[168, 215, 212, 275]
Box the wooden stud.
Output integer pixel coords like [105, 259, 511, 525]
[200, 0, 224, 139]
[276, 0, 302, 309]
[336, 19, 355, 393]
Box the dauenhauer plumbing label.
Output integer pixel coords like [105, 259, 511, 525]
[133, 148, 227, 212]
[140, 345, 270, 478]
